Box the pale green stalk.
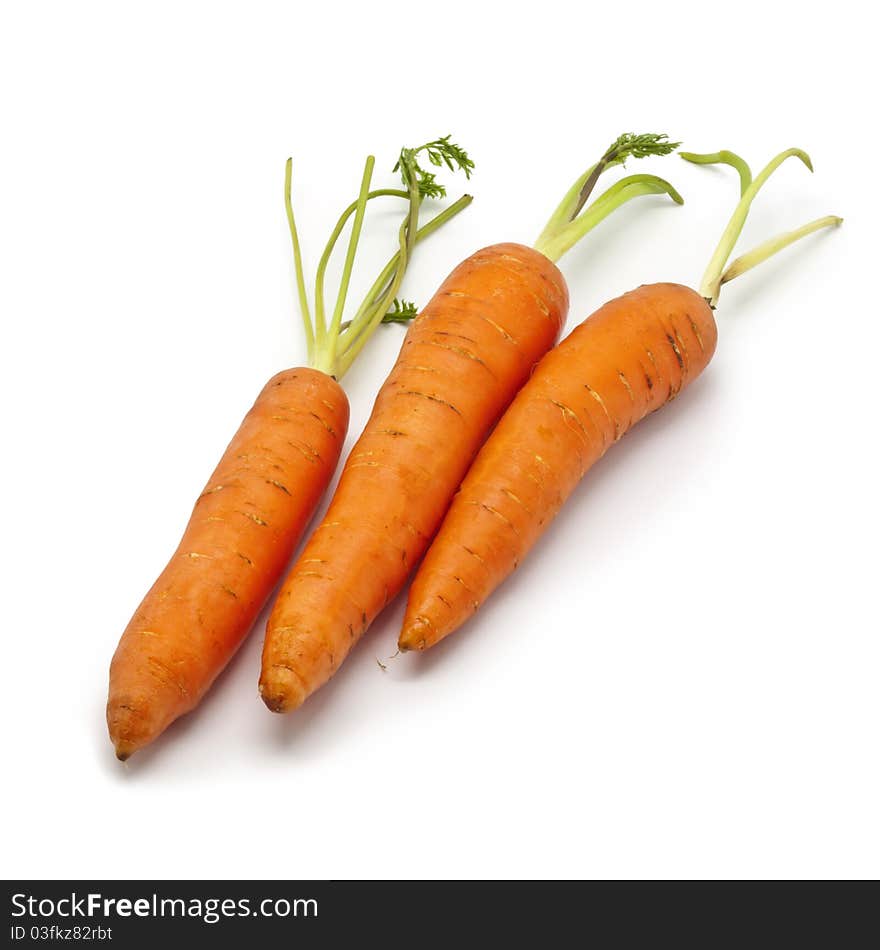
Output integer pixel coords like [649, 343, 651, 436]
[314, 188, 409, 341]
[311, 157, 375, 375]
[333, 156, 423, 378]
[339, 220, 412, 373]
[532, 132, 682, 265]
[535, 174, 683, 263]
[685, 146, 842, 306]
[337, 193, 474, 362]
[695, 148, 813, 305]
[679, 150, 753, 196]
[284, 159, 315, 364]
[283, 137, 473, 380]
[534, 163, 598, 250]
[720, 216, 843, 285]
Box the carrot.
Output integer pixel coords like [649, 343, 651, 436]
[399, 146, 842, 651]
[108, 370, 347, 758]
[107, 138, 474, 759]
[260, 132, 685, 712]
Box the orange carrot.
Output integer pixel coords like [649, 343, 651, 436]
[260, 133, 685, 712]
[107, 139, 473, 758]
[399, 284, 713, 649]
[399, 146, 842, 651]
[108, 370, 347, 758]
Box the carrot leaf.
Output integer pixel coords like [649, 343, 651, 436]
[603, 132, 682, 168]
[568, 133, 681, 220]
[534, 132, 683, 263]
[395, 136, 474, 200]
[381, 299, 419, 324]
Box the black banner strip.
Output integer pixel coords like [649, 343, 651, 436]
[4, 880, 877, 948]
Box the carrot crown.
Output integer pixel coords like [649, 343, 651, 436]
[681, 147, 843, 307]
[533, 132, 683, 263]
[284, 137, 474, 379]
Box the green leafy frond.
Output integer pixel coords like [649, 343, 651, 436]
[381, 298, 419, 324]
[602, 132, 681, 169]
[419, 136, 474, 177]
[395, 135, 474, 199]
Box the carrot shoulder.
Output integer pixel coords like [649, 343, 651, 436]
[399, 284, 716, 650]
[108, 369, 347, 759]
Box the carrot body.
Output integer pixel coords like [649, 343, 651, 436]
[260, 243, 568, 711]
[399, 282, 717, 651]
[107, 368, 348, 758]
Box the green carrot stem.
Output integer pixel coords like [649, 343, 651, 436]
[696, 148, 813, 305]
[313, 188, 410, 346]
[322, 138, 471, 376]
[344, 194, 473, 339]
[346, 219, 412, 366]
[535, 163, 599, 249]
[284, 159, 315, 365]
[720, 215, 843, 286]
[284, 137, 472, 379]
[312, 157, 375, 375]
[679, 150, 753, 197]
[533, 132, 681, 264]
[535, 173, 683, 263]
[335, 195, 473, 378]
[334, 157, 420, 362]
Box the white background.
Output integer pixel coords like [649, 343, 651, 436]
[2, 0, 877, 880]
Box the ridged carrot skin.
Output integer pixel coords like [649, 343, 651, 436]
[260, 243, 569, 711]
[108, 368, 348, 759]
[399, 283, 717, 651]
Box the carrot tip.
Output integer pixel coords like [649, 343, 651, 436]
[398, 626, 427, 653]
[110, 728, 137, 761]
[107, 700, 149, 761]
[258, 667, 306, 714]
